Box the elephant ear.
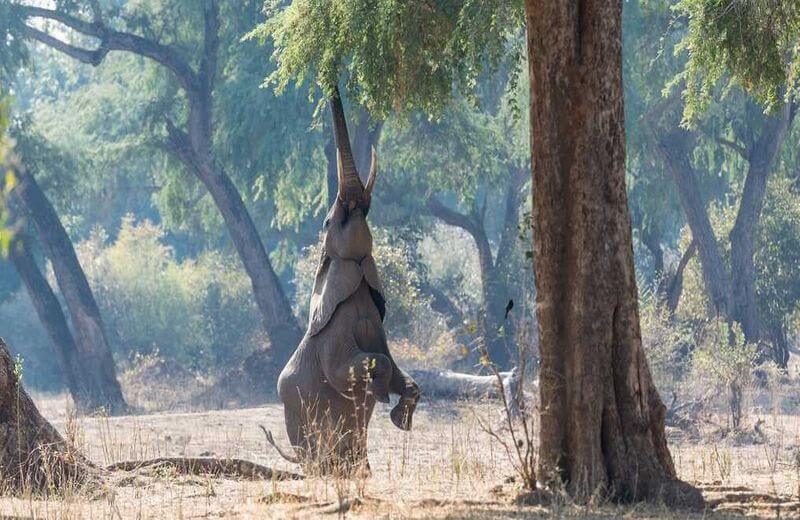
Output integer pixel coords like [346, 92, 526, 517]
[361, 255, 386, 321]
[308, 255, 364, 337]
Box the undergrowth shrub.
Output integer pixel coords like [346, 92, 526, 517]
[75, 216, 265, 372]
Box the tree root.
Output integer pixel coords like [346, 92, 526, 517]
[105, 457, 303, 480]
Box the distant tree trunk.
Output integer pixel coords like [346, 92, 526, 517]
[525, 0, 702, 506]
[657, 130, 733, 318]
[728, 104, 793, 347]
[418, 280, 463, 329]
[666, 241, 696, 314]
[7, 233, 85, 408]
[657, 105, 794, 366]
[0, 337, 87, 493]
[426, 165, 525, 371]
[640, 225, 665, 293]
[11, 174, 126, 414]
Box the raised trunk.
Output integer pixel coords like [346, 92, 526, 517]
[325, 109, 383, 205]
[12, 174, 126, 414]
[728, 106, 793, 348]
[0, 338, 87, 493]
[7, 233, 85, 408]
[526, 0, 701, 505]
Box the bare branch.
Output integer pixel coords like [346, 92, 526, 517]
[15, 4, 199, 93]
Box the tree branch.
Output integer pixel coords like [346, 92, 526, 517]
[15, 4, 199, 93]
[426, 198, 478, 236]
[19, 24, 107, 65]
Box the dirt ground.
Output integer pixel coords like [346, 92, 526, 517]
[2, 392, 800, 519]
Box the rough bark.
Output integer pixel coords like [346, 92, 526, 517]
[11, 174, 126, 414]
[525, 0, 702, 506]
[0, 338, 87, 493]
[15, 1, 303, 371]
[7, 233, 86, 409]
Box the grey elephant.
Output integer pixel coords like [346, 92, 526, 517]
[270, 92, 420, 474]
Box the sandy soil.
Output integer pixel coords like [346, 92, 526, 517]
[1, 393, 800, 518]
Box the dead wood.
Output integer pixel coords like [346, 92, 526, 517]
[105, 457, 303, 480]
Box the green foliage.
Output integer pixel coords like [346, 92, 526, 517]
[691, 318, 756, 396]
[673, 0, 800, 122]
[253, 0, 524, 117]
[75, 216, 266, 371]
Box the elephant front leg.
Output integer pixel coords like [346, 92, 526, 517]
[318, 338, 393, 405]
[389, 368, 420, 431]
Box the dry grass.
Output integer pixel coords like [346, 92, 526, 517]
[3, 387, 800, 518]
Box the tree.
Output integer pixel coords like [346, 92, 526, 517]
[524, 0, 700, 503]
[9, 0, 304, 367]
[8, 171, 127, 413]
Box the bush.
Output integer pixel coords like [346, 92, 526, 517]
[75, 216, 265, 372]
[639, 292, 693, 398]
[691, 319, 757, 430]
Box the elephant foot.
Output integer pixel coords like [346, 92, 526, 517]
[390, 399, 416, 431]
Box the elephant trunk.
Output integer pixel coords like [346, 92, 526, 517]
[330, 89, 364, 205]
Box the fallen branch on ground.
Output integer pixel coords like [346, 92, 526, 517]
[106, 457, 303, 480]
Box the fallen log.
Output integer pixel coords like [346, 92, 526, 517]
[409, 368, 524, 401]
[106, 457, 302, 480]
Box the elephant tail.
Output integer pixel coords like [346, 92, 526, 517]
[259, 425, 301, 464]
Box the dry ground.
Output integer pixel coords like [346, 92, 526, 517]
[1, 391, 800, 518]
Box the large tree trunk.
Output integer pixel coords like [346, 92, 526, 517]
[525, 0, 702, 505]
[728, 105, 793, 347]
[7, 233, 86, 409]
[0, 337, 87, 493]
[12, 174, 126, 414]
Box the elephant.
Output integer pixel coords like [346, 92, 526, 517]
[270, 91, 420, 475]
